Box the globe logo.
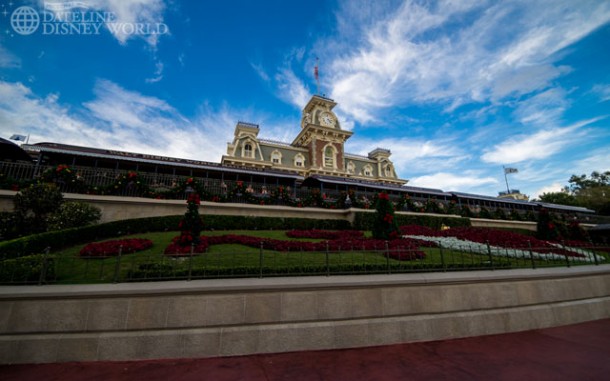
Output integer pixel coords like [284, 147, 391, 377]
[10, 6, 40, 36]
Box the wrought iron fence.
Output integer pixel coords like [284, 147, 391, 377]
[1, 242, 607, 285]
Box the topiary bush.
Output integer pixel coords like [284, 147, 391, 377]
[47, 201, 102, 230]
[372, 192, 400, 240]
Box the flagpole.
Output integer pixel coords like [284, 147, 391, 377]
[314, 57, 320, 96]
[26, 134, 30, 145]
[503, 166, 510, 193]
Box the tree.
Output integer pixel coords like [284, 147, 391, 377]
[372, 192, 400, 240]
[13, 183, 64, 234]
[568, 171, 610, 214]
[537, 191, 579, 206]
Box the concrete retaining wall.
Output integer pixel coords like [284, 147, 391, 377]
[1, 190, 537, 231]
[1, 266, 609, 364]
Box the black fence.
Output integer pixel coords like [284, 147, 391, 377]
[1, 242, 607, 285]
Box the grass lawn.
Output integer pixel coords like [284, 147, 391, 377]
[35, 229, 596, 284]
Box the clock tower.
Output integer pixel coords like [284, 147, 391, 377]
[292, 95, 353, 176]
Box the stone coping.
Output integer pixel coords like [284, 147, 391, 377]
[2, 265, 608, 300]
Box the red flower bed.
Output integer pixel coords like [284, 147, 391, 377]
[400, 225, 442, 237]
[286, 230, 364, 240]
[200, 232, 426, 261]
[164, 236, 209, 256]
[80, 238, 153, 257]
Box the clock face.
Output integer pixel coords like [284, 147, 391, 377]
[320, 113, 335, 126]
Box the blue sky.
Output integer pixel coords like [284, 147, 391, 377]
[0, 0, 609, 199]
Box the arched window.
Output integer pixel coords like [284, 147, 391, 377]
[243, 142, 253, 158]
[363, 164, 373, 177]
[271, 150, 282, 164]
[347, 161, 355, 174]
[294, 154, 305, 167]
[384, 164, 393, 177]
[324, 146, 335, 168]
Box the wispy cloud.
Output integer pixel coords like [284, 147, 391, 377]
[38, 0, 168, 47]
[250, 61, 270, 82]
[0, 79, 239, 162]
[531, 182, 565, 200]
[480, 118, 602, 164]
[409, 172, 498, 192]
[591, 83, 610, 102]
[305, 0, 610, 123]
[275, 67, 311, 109]
[145, 61, 164, 83]
[0, 45, 21, 68]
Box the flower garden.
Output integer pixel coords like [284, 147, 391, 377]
[1, 189, 607, 285]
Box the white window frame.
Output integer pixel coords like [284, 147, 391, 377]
[271, 150, 282, 165]
[323, 145, 336, 168]
[242, 141, 254, 158]
[363, 164, 373, 177]
[294, 153, 305, 167]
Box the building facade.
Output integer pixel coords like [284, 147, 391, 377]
[221, 95, 407, 186]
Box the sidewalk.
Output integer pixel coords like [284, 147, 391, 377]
[2, 319, 609, 381]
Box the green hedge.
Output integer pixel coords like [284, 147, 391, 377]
[352, 212, 471, 231]
[203, 215, 350, 231]
[0, 215, 351, 259]
[0, 254, 55, 284]
[126, 262, 511, 281]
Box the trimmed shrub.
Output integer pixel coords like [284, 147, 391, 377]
[0, 254, 55, 284]
[353, 212, 470, 231]
[47, 201, 102, 230]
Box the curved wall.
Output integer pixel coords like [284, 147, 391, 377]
[1, 266, 608, 364]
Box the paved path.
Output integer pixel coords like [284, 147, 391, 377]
[2, 319, 609, 381]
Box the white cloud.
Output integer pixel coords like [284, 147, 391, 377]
[38, 0, 168, 47]
[480, 117, 601, 164]
[0, 45, 20, 68]
[313, 0, 610, 123]
[0, 80, 238, 162]
[573, 149, 610, 175]
[145, 61, 164, 83]
[250, 62, 270, 82]
[345, 135, 469, 178]
[591, 84, 610, 102]
[275, 67, 311, 110]
[409, 172, 498, 192]
[511, 87, 570, 126]
[531, 182, 565, 200]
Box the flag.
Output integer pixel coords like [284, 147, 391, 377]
[504, 167, 518, 174]
[9, 134, 27, 142]
[314, 57, 319, 81]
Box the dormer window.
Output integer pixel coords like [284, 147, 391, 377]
[384, 164, 393, 177]
[243, 143, 253, 158]
[363, 164, 373, 177]
[294, 154, 305, 167]
[271, 150, 282, 164]
[347, 161, 355, 174]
